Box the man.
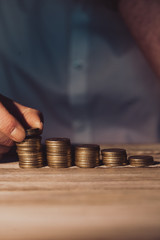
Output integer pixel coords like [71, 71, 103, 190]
[0, 0, 160, 158]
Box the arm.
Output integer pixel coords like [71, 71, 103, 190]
[118, 0, 160, 78]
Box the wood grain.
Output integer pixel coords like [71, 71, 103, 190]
[0, 144, 160, 240]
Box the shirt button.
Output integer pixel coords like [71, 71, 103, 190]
[73, 60, 84, 70]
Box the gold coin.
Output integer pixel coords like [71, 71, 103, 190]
[25, 128, 42, 137]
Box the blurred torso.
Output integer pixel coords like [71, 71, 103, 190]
[0, 0, 160, 143]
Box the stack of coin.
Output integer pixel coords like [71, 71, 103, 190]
[45, 138, 71, 168]
[129, 155, 154, 167]
[101, 148, 127, 167]
[16, 128, 43, 168]
[75, 144, 100, 168]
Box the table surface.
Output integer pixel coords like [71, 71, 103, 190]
[0, 143, 160, 240]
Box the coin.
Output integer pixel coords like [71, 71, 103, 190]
[25, 128, 42, 138]
[129, 155, 154, 167]
[74, 144, 100, 168]
[101, 148, 128, 167]
[16, 128, 44, 168]
[45, 138, 71, 168]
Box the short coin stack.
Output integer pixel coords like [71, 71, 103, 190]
[129, 155, 154, 167]
[101, 148, 127, 167]
[75, 144, 100, 168]
[16, 128, 43, 168]
[45, 138, 71, 168]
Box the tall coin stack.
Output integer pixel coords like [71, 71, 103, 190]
[101, 148, 127, 167]
[75, 144, 100, 168]
[129, 155, 154, 167]
[16, 128, 43, 168]
[45, 138, 71, 168]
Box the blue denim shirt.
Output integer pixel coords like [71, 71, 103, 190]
[0, 0, 159, 143]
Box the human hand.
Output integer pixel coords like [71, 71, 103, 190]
[0, 94, 43, 158]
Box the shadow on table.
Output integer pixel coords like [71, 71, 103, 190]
[153, 161, 160, 166]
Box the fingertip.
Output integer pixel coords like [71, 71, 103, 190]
[22, 108, 44, 131]
[33, 121, 43, 131]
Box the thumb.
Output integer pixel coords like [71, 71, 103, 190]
[0, 102, 25, 142]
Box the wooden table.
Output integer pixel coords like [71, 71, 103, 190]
[0, 144, 160, 240]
